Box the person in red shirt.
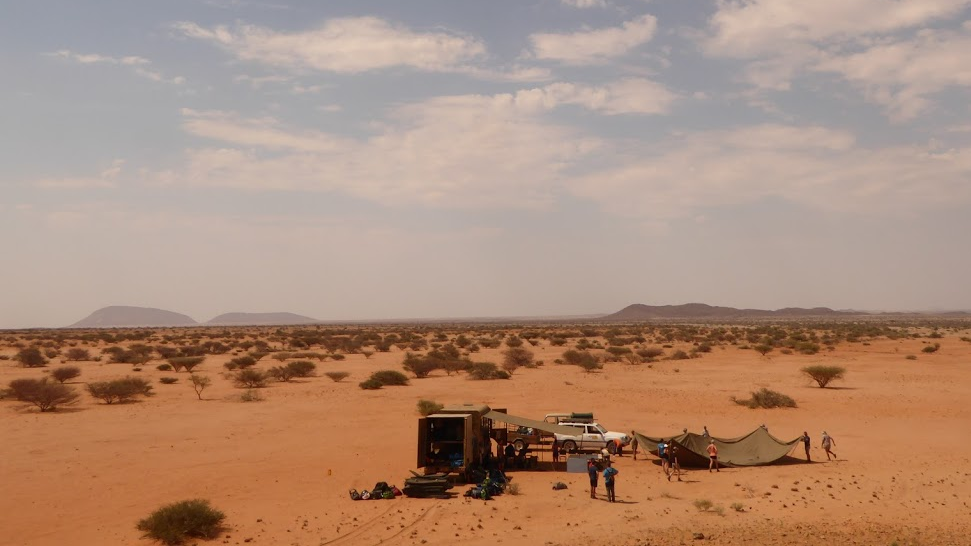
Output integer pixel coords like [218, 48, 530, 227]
[706, 439, 719, 472]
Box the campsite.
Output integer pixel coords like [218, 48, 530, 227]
[2, 323, 971, 545]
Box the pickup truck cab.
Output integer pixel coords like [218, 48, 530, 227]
[554, 422, 631, 454]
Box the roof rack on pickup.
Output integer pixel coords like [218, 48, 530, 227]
[544, 412, 595, 424]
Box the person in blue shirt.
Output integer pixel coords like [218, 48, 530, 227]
[602, 461, 619, 502]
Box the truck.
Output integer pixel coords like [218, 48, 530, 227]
[416, 404, 493, 480]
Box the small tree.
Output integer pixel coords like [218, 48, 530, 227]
[87, 377, 153, 404]
[286, 360, 316, 378]
[168, 356, 205, 373]
[224, 356, 256, 371]
[754, 344, 774, 356]
[16, 347, 48, 368]
[325, 371, 349, 382]
[64, 348, 92, 361]
[502, 347, 534, 375]
[505, 336, 524, 348]
[801, 365, 846, 388]
[50, 366, 81, 383]
[136, 499, 225, 545]
[189, 375, 211, 400]
[402, 353, 439, 378]
[360, 350, 375, 360]
[7, 378, 79, 411]
[267, 365, 297, 382]
[234, 369, 267, 389]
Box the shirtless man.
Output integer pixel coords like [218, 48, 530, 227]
[706, 439, 719, 472]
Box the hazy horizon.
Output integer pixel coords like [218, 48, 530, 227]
[3, 0, 971, 329]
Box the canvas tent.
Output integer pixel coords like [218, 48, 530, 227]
[634, 428, 803, 467]
[484, 410, 578, 436]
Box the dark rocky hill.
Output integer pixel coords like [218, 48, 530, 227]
[206, 312, 318, 325]
[604, 303, 853, 321]
[69, 306, 197, 328]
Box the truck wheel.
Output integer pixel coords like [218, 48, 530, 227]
[513, 439, 526, 451]
[563, 440, 578, 453]
[606, 441, 617, 455]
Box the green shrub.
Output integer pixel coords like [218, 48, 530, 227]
[922, 343, 940, 354]
[286, 360, 316, 377]
[359, 378, 383, 390]
[801, 365, 846, 388]
[668, 350, 690, 361]
[87, 377, 154, 404]
[325, 371, 349, 382]
[369, 370, 409, 386]
[417, 399, 444, 416]
[159, 377, 179, 384]
[136, 499, 225, 545]
[505, 336, 524, 348]
[50, 366, 81, 383]
[733, 388, 797, 409]
[753, 344, 773, 356]
[233, 369, 267, 388]
[795, 342, 821, 355]
[6, 378, 79, 411]
[156, 363, 173, 371]
[562, 349, 602, 372]
[466, 362, 501, 380]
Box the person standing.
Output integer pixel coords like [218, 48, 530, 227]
[702, 426, 710, 439]
[603, 461, 619, 502]
[706, 439, 719, 472]
[821, 431, 837, 460]
[587, 459, 599, 499]
[630, 432, 639, 460]
[670, 443, 683, 482]
[658, 439, 670, 480]
[803, 431, 811, 462]
[552, 439, 560, 468]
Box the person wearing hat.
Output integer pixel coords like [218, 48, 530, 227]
[821, 431, 837, 460]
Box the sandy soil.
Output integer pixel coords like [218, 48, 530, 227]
[2, 331, 971, 546]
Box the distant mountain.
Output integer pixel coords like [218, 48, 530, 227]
[604, 303, 854, 321]
[69, 306, 197, 328]
[206, 312, 319, 326]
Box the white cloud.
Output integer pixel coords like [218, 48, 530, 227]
[569, 124, 971, 218]
[174, 17, 487, 74]
[527, 14, 658, 64]
[814, 28, 971, 119]
[34, 160, 125, 189]
[561, 0, 608, 8]
[705, 0, 970, 58]
[48, 50, 185, 84]
[516, 78, 677, 115]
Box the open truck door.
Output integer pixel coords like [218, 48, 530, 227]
[417, 417, 429, 468]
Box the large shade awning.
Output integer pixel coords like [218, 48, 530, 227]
[485, 410, 579, 436]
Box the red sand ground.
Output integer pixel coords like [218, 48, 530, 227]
[3, 333, 971, 545]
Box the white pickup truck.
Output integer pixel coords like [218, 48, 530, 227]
[554, 422, 631, 454]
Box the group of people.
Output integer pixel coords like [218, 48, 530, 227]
[802, 430, 838, 462]
[587, 459, 619, 502]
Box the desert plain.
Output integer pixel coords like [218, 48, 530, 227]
[2, 322, 971, 546]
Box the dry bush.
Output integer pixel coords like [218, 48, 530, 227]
[417, 399, 444, 416]
[502, 347, 534, 374]
[240, 389, 263, 402]
[467, 362, 510, 380]
[224, 356, 256, 371]
[922, 343, 941, 354]
[733, 388, 797, 409]
[801, 365, 846, 388]
[369, 370, 409, 386]
[359, 378, 382, 390]
[402, 353, 440, 378]
[754, 344, 774, 356]
[730, 502, 745, 512]
[159, 377, 178, 384]
[64, 348, 92, 361]
[6, 378, 79, 411]
[668, 350, 690, 361]
[50, 366, 81, 383]
[15, 347, 48, 368]
[136, 499, 225, 545]
[87, 377, 153, 404]
[561, 349, 601, 372]
[693, 499, 714, 512]
[324, 371, 349, 382]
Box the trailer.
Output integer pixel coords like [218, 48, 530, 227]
[417, 404, 492, 481]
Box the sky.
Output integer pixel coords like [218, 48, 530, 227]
[2, 0, 971, 328]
